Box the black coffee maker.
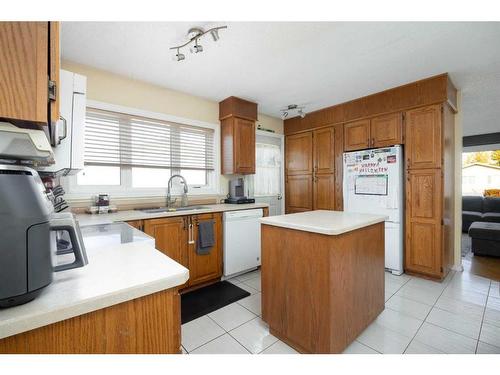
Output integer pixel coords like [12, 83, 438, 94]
[224, 178, 255, 204]
[0, 165, 88, 307]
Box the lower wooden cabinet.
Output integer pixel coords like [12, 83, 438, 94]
[126, 220, 144, 231]
[313, 174, 335, 210]
[286, 174, 313, 213]
[188, 213, 223, 287]
[144, 217, 189, 290]
[144, 214, 222, 289]
[405, 168, 443, 277]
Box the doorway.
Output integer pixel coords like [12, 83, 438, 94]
[461, 148, 500, 280]
[252, 131, 285, 216]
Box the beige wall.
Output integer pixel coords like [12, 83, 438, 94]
[62, 60, 282, 200]
[61, 61, 283, 134]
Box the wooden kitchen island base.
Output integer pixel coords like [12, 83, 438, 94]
[0, 289, 181, 354]
[261, 215, 385, 354]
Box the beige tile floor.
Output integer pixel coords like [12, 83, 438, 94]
[181, 268, 500, 354]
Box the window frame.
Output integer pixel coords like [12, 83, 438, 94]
[63, 100, 221, 199]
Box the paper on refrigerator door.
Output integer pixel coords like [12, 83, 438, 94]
[355, 175, 388, 195]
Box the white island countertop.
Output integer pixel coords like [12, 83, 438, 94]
[260, 210, 388, 235]
[0, 223, 189, 340]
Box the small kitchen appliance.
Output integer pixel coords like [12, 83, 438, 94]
[224, 177, 255, 204]
[0, 165, 88, 307]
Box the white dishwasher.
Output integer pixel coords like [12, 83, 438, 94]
[223, 209, 263, 278]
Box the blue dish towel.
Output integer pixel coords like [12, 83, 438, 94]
[197, 220, 215, 255]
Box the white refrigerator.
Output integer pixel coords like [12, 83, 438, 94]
[343, 145, 404, 275]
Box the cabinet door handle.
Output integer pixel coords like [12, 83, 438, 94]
[188, 222, 195, 244]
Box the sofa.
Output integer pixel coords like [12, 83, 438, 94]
[462, 196, 500, 232]
[468, 222, 500, 257]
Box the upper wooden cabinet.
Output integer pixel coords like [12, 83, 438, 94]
[285, 126, 337, 213]
[344, 113, 403, 151]
[405, 105, 442, 169]
[0, 22, 60, 126]
[221, 116, 256, 174]
[370, 112, 403, 148]
[220, 97, 257, 175]
[286, 132, 313, 175]
[313, 127, 335, 174]
[344, 119, 370, 151]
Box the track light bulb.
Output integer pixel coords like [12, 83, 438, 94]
[210, 29, 220, 42]
[190, 42, 203, 53]
[298, 109, 306, 118]
[281, 111, 288, 120]
[173, 50, 185, 61]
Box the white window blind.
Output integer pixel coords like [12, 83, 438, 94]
[84, 107, 215, 171]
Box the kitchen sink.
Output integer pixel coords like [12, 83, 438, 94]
[138, 206, 211, 213]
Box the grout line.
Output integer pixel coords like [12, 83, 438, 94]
[236, 292, 262, 317]
[185, 330, 227, 353]
[205, 314, 253, 354]
[401, 271, 457, 354]
[475, 280, 491, 354]
[184, 314, 230, 353]
[352, 340, 383, 354]
[226, 316, 265, 354]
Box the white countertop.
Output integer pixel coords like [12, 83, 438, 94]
[76, 203, 269, 226]
[0, 223, 189, 340]
[260, 210, 388, 235]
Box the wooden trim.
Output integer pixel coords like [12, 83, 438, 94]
[0, 289, 181, 354]
[49, 21, 60, 125]
[284, 73, 457, 135]
[219, 96, 258, 121]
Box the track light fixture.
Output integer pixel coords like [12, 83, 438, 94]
[170, 25, 227, 62]
[280, 104, 306, 120]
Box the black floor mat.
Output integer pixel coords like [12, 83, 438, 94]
[181, 281, 250, 324]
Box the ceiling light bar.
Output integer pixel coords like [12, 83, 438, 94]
[170, 25, 227, 61]
[280, 104, 307, 120]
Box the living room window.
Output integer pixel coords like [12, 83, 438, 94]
[64, 103, 220, 198]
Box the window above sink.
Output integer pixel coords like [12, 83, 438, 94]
[62, 101, 221, 199]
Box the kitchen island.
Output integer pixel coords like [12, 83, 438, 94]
[260, 210, 387, 354]
[0, 223, 189, 354]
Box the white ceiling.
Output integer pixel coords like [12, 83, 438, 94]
[61, 22, 500, 136]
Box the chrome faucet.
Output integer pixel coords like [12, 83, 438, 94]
[167, 174, 189, 208]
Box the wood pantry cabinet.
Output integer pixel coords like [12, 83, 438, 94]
[0, 22, 60, 127]
[344, 112, 403, 151]
[219, 97, 257, 175]
[405, 169, 442, 276]
[404, 104, 453, 279]
[285, 126, 336, 213]
[144, 213, 222, 290]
